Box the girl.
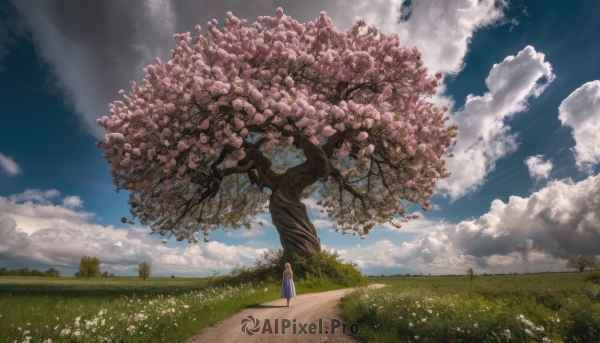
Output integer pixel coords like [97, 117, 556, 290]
[280, 262, 296, 307]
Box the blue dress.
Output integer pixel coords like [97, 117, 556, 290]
[280, 273, 296, 298]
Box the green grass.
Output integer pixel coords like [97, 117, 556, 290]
[340, 273, 600, 343]
[0, 276, 352, 342]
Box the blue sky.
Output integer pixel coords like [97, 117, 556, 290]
[1, 0, 599, 277]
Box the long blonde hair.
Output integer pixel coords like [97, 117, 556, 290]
[285, 263, 292, 272]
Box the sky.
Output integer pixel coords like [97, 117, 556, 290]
[1, 0, 599, 277]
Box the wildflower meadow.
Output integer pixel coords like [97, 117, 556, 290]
[0, 277, 282, 343]
[340, 273, 600, 343]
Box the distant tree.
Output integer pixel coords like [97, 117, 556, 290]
[31, 269, 44, 276]
[109, 273, 116, 277]
[592, 256, 600, 271]
[101, 271, 108, 278]
[44, 268, 60, 277]
[467, 267, 475, 281]
[18, 268, 31, 276]
[134, 262, 152, 281]
[0, 267, 7, 276]
[171, 275, 175, 279]
[78, 256, 101, 279]
[567, 256, 599, 273]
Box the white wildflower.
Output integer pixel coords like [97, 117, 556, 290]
[23, 330, 30, 335]
[42, 339, 52, 343]
[60, 329, 71, 336]
[502, 329, 511, 339]
[421, 318, 427, 323]
[73, 330, 82, 337]
[542, 338, 552, 343]
[127, 326, 136, 335]
[414, 335, 419, 340]
[525, 329, 533, 336]
[54, 325, 59, 330]
[409, 323, 414, 327]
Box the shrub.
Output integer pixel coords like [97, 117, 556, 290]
[78, 256, 101, 278]
[212, 249, 365, 288]
[585, 271, 600, 283]
[135, 262, 151, 281]
[31, 269, 44, 276]
[44, 268, 60, 277]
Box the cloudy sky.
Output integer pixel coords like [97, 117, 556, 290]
[1, 0, 599, 277]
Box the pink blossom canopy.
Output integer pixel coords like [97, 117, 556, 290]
[97, 8, 457, 243]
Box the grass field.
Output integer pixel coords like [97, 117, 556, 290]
[339, 273, 600, 343]
[0, 276, 346, 342]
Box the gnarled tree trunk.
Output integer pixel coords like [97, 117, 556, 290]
[269, 187, 321, 258]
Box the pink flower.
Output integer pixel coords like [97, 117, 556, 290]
[321, 126, 337, 137]
[381, 112, 393, 126]
[232, 99, 243, 110]
[357, 132, 369, 141]
[236, 149, 246, 160]
[364, 144, 375, 155]
[254, 113, 265, 124]
[251, 89, 262, 101]
[199, 118, 210, 130]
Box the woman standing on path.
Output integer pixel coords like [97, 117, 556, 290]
[280, 262, 296, 307]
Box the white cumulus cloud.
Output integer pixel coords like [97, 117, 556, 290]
[62, 195, 83, 209]
[437, 46, 555, 199]
[0, 152, 22, 176]
[524, 155, 553, 181]
[558, 80, 600, 172]
[0, 191, 268, 276]
[332, 174, 600, 274]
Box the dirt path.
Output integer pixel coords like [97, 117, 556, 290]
[184, 284, 386, 343]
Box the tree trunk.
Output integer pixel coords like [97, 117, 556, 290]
[269, 187, 321, 258]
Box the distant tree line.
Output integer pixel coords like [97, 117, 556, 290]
[74, 256, 114, 278]
[0, 267, 60, 277]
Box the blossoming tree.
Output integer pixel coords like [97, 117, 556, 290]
[97, 8, 457, 258]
